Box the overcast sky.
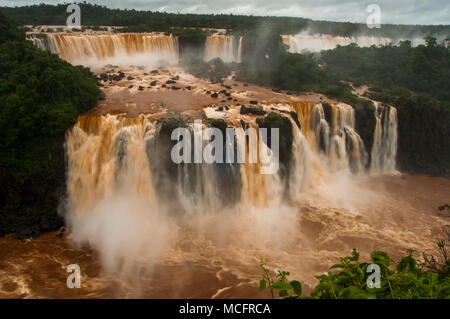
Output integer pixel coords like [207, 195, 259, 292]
[1, 0, 449, 25]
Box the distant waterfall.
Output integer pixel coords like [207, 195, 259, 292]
[236, 36, 243, 63]
[28, 33, 59, 53]
[204, 35, 243, 63]
[28, 33, 179, 67]
[282, 33, 426, 53]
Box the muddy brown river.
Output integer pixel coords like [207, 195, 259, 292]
[1, 174, 448, 299]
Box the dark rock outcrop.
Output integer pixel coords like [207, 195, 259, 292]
[240, 105, 266, 115]
[290, 111, 301, 130]
[353, 100, 376, 169]
[256, 112, 294, 194]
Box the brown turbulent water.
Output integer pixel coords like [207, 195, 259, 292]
[0, 175, 448, 299]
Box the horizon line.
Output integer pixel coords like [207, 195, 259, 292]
[1, 2, 449, 28]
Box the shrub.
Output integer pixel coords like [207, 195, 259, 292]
[259, 240, 450, 299]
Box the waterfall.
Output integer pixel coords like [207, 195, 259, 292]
[65, 115, 158, 213]
[204, 35, 243, 63]
[28, 33, 59, 53]
[63, 100, 398, 275]
[65, 101, 397, 226]
[370, 102, 398, 173]
[66, 115, 284, 216]
[288, 118, 312, 198]
[236, 36, 243, 63]
[28, 33, 179, 67]
[291, 102, 368, 174]
[282, 33, 426, 53]
[234, 125, 284, 207]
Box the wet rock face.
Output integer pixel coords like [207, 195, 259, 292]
[290, 111, 301, 130]
[15, 225, 40, 241]
[13, 214, 64, 240]
[353, 100, 376, 169]
[207, 119, 242, 207]
[177, 35, 207, 57]
[322, 102, 333, 124]
[98, 71, 125, 82]
[256, 112, 294, 194]
[147, 117, 188, 209]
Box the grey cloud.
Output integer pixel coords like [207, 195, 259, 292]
[1, 0, 449, 25]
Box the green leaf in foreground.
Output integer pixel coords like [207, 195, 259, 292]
[259, 237, 450, 299]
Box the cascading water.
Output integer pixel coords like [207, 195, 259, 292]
[234, 125, 284, 207]
[65, 115, 158, 213]
[291, 102, 368, 174]
[236, 36, 243, 63]
[28, 33, 59, 53]
[28, 33, 179, 67]
[66, 101, 397, 219]
[60, 93, 402, 291]
[282, 33, 426, 53]
[370, 102, 398, 174]
[66, 114, 285, 216]
[288, 118, 312, 199]
[204, 35, 243, 63]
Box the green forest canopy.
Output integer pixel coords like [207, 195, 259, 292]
[0, 9, 100, 237]
[2, 2, 449, 39]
